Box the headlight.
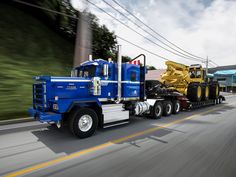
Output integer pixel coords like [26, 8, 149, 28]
[53, 104, 59, 110]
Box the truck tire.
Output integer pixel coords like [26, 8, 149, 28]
[209, 82, 219, 99]
[152, 102, 163, 119]
[201, 83, 209, 101]
[69, 108, 98, 138]
[172, 100, 181, 114]
[219, 97, 222, 104]
[187, 83, 202, 102]
[163, 101, 173, 116]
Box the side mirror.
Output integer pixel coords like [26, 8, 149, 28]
[91, 77, 101, 96]
[103, 64, 109, 77]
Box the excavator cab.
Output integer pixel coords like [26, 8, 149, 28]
[189, 64, 205, 80]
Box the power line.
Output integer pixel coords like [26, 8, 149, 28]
[13, 0, 219, 65]
[116, 36, 168, 61]
[109, 0, 220, 66]
[87, 0, 204, 62]
[111, 0, 206, 61]
[13, 0, 77, 19]
[101, 0, 204, 62]
[12, 0, 169, 61]
[209, 60, 219, 67]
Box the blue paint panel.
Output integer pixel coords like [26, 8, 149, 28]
[52, 98, 102, 113]
[122, 63, 140, 82]
[52, 81, 90, 99]
[122, 63, 140, 98]
[122, 83, 140, 98]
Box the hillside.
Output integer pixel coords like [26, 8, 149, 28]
[0, 3, 74, 120]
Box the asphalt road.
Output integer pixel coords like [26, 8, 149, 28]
[1, 95, 236, 177]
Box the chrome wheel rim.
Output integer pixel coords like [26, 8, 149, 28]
[78, 115, 93, 132]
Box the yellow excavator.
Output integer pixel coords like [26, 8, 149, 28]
[161, 61, 219, 102]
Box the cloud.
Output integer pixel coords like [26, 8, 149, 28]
[71, 0, 236, 68]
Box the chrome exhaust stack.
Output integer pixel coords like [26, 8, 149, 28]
[117, 45, 122, 103]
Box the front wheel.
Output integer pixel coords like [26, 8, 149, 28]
[187, 83, 202, 102]
[69, 108, 98, 138]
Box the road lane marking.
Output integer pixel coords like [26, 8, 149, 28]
[5, 102, 236, 177]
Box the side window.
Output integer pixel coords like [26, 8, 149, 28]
[100, 65, 104, 77]
[130, 71, 137, 81]
[189, 71, 195, 78]
[99, 65, 110, 77]
[108, 66, 111, 76]
[79, 70, 83, 77]
[196, 70, 202, 78]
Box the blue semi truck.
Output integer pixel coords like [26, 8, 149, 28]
[29, 46, 225, 138]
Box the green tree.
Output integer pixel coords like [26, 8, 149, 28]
[88, 13, 117, 59]
[12, 0, 117, 59]
[122, 56, 132, 62]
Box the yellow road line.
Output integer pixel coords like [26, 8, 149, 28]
[5, 102, 236, 177]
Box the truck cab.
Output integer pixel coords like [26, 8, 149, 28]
[189, 64, 206, 82]
[70, 59, 141, 99]
[29, 54, 146, 138]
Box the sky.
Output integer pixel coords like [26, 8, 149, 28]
[71, 0, 236, 69]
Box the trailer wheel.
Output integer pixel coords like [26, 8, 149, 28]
[152, 102, 163, 119]
[172, 100, 181, 114]
[163, 101, 173, 116]
[219, 97, 222, 104]
[215, 98, 219, 104]
[69, 108, 98, 138]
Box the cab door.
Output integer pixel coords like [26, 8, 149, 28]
[99, 64, 116, 100]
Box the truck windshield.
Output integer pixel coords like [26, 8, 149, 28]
[76, 65, 96, 78]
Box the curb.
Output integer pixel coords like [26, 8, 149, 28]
[0, 117, 35, 126]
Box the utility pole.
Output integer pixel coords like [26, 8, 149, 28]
[73, 1, 92, 67]
[206, 56, 209, 75]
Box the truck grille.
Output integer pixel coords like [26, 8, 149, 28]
[33, 83, 46, 111]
